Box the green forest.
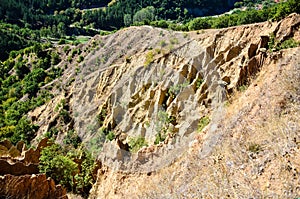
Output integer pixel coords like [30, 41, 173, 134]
[0, 0, 299, 61]
[1, 0, 237, 30]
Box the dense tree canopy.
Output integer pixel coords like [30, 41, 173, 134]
[0, 0, 239, 31]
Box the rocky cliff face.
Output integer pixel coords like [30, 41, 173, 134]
[0, 174, 67, 199]
[0, 139, 68, 199]
[27, 14, 300, 198]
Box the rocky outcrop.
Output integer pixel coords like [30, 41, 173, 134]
[89, 32, 300, 199]
[26, 14, 300, 175]
[0, 139, 68, 199]
[0, 174, 67, 199]
[0, 160, 38, 176]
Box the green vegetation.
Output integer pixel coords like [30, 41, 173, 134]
[0, 0, 299, 196]
[278, 38, 300, 50]
[168, 81, 189, 98]
[0, 23, 40, 61]
[128, 136, 148, 153]
[268, 33, 300, 52]
[63, 130, 82, 149]
[5, 0, 296, 36]
[39, 141, 96, 197]
[238, 85, 248, 92]
[144, 50, 154, 67]
[0, 0, 237, 34]
[196, 78, 204, 89]
[154, 110, 175, 144]
[248, 143, 262, 153]
[185, 0, 300, 31]
[234, 0, 278, 9]
[106, 131, 116, 141]
[198, 116, 210, 132]
[0, 44, 62, 145]
[0, 0, 299, 59]
[77, 55, 84, 63]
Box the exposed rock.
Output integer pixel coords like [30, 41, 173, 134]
[16, 141, 26, 152]
[0, 174, 67, 199]
[89, 43, 300, 199]
[24, 14, 299, 174]
[22, 137, 50, 164]
[15, 13, 299, 198]
[85, 14, 300, 198]
[0, 139, 12, 151]
[0, 160, 39, 176]
[0, 138, 68, 199]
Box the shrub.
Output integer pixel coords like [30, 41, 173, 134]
[154, 132, 166, 145]
[154, 110, 175, 144]
[144, 50, 154, 67]
[248, 143, 261, 153]
[39, 144, 78, 190]
[64, 130, 82, 148]
[238, 85, 248, 92]
[51, 52, 61, 66]
[168, 81, 189, 97]
[198, 116, 210, 132]
[128, 136, 148, 153]
[278, 38, 300, 50]
[106, 131, 116, 141]
[159, 40, 167, 48]
[39, 142, 96, 196]
[58, 39, 66, 45]
[196, 78, 204, 89]
[77, 55, 84, 63]
[63, 45, 70, 53]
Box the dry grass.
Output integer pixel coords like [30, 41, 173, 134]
[134, 48, 300, 198]
[88, 47, 300, 199]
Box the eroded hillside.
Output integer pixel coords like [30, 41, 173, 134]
[4, 13, 299, 198]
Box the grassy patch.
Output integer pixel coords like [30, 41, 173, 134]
[128, 136, 148, 153]
[198, 116, 210, 132]
[144, 50, 154, 67]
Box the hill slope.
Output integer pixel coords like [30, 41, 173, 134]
[25, 13, 299, 198]
[86, 14, 300, 198]
[0, 12, 300, 199]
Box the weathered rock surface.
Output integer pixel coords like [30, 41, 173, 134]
[0, 139, 68, 199]
[23, 13, 300, 198]
[27, 14, 300, 173]
[0, 174, 67, 199]
[89, 37, 300, 199]
[0, 160, 38, 176]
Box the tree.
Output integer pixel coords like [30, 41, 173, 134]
[57, 22, 66, 37]
[39, 144, 78, 190]
[133, 6, 155, 24]
[188, 17, 211, 30]
[123, 14, 132, 26]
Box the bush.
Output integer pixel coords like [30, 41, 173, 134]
[278, 38, 300, 50]
[144, 50, 154, 67]
[63, 45, 70, 53]
[77, 55, 84, 63]
[39, 142, 96, 196]
[64, 130, 82, 148]
[188, 17, 211, 30]
[128, 136, 148, 153]
[154, 132, 166, 145]
[39, 144, 78, 190]
[106, 131, 116, 141]
[198, 116, 210, 132]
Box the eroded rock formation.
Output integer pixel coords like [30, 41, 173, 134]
[22, 13, 300, 198]
[0, 139, 68, 199]
[0, 174, 67, 199]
